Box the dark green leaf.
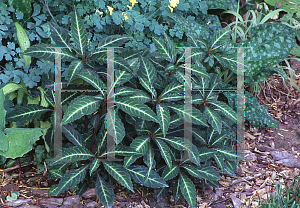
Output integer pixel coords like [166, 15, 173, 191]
[6, 105, 51, 123]
[71, 9, 88, 56]
[115, 98, 159, 123]
[161, 164, 179, 181]
[56, 164, 89, 195]
[95, 171, 115, 208]
[155, 139, 172, 169]
[179, 173, 197, 208]
[127, 165, 169, 188]
[103, 161, 134, 192]
[62, 124, 86, 146]
[48, 146, 93, 166]
[62, 95, 100, 125]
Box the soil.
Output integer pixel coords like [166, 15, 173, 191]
[0, 58, 300, 208]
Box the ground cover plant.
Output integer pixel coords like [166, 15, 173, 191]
[0, 0, 299, 207]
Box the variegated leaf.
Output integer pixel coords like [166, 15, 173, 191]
[214, 147, 244, 160]
[98, 35, 131, 48]
[105, 112, 125, 145]
[56, 164, 89, 196]
[123, 155, 142, 168]
[114, 57, 133, 74]
[158, 81, 184, 100]
[196, 166, 220, 181]
[153, 37, 174, 62]
[62, 95, 100, 125]
[208, 101, 237, 123]
[214, 154, 226, 171]
[161, 164, 179, 181]
[23, 44, 77, 61]
[156, 104, 170, 138]
[126, 91, 152, 103]
[157, 136, 185, 151]
[114, 69, 133, 87]
[48, 146, 93, 166]
[159, 93, 184, 102]
[95, 171, 115, 208]
[204, 107, 222, 134]
[71, 9, 88, 56]
[127, 165, 169, 188]
[6, 105, 51, 123]
[122, 136, 150, 168]
[103, 161, 134, 192]
[88, 47, 106, 60]
[143, 145, 156, 183]
[90, 158, 100, 176]
[78, 72, 106, 97]
[155, 139, 172, 169]
[48, 22, 71, 51]
[67, 60, 83, 86]
[173, 179, 181, 204]
[138, 57, 157, 97]
[62, 124, 86, 146]
[198, 147, 216, 161]
[115, 98, 159, 123]
[102, 145, 144, 157]
[129, 135, 150, 155]
[179, 173, 197, 208]
[167, 105, 208, 127]
[181, 164, 202, 178]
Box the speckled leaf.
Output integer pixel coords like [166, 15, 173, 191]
[217, 23, 296, 77]
[167, 13, 210, 42]
[223, 91, 278, 127]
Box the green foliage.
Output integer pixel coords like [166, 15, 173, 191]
[0, 0, 238, 88]
[1, 0, 297, 207]
[18, 8, 249, 207]
[0, 89, 45, 159]
[258, 174, 300, 207]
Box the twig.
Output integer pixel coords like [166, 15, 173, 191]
[0, 161, 34, 173]
[40, 0, 58, 26]
[265, 81, 276, 102]
[265, 81, 297, 98]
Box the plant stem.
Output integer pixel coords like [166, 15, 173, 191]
[89, 127, 97, 152]
[18, 159, 21, 185]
